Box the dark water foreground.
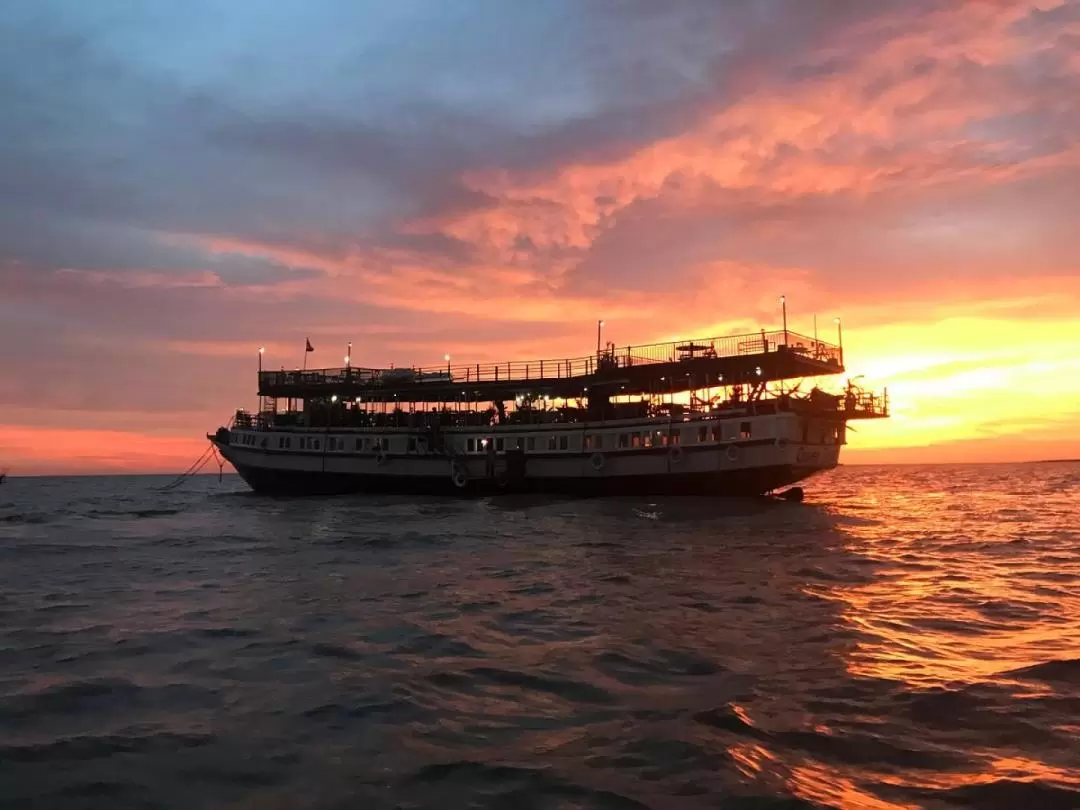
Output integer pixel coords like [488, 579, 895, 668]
[1, 464, 1078, 810]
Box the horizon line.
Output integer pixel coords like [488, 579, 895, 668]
[4, 458, 1078, 479]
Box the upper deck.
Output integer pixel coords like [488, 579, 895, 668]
[258, 328, 844, 402]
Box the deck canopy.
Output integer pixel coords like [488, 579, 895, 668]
[257, 329, 844, 403]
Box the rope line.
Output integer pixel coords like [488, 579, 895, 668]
[158, 443, 217, 492]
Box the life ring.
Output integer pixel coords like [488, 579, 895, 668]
[452, 465, 468, 488]
[375, 449, 388, 466]
[590, 452, 605, 471]
[726, 445, 739, 463]
[669, 445, 685, 464]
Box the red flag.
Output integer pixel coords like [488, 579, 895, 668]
[305, 338, 314, 352]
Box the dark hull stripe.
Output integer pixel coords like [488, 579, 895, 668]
[229, 462, 827, 498]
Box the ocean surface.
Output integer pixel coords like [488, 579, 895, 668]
[1, 465, 1078, 810]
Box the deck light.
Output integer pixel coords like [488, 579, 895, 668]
[331, 395, 338, 402]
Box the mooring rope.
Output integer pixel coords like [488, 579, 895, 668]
[158, 414, 235, 492]
[158, 443, 218, 492]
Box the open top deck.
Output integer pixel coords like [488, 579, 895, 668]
[257, 329, 844, 403]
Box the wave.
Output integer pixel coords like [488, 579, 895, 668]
[86, 507, 183, 519]
[0, 511, 51, 525]
[918, 779, 1080, 810]
[427, 666, 618, 705]
[0, 678, 220, 723]
[1007, 658, 1080, 685]
[0, 730, 212, 763]
[400, 761, 652, 810]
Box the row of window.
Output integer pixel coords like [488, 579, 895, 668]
[241, 420, 758, 455]
[462, 422, 753, 454]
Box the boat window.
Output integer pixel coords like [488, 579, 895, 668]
[642, 432, 652, 448]
[407, 437, 417, 453]
[658, 431, 668, 447]
[594, 434, 603, 450]
[467, 438, 476, 452]
[698, 426, 709, 443]
[495, 438, 504, 452]
[381, 438, 390, 451]
[583, 435, 593, 451]
[559, 435, 568, 451]
[548, 436, 558, 451]
[328, 437, 336, 451]
[314, 439, 321, 450]
[740, 421, 752, 440]
[355, 438, 363, 451]
[631, 433, 641, 448]
[527, 437, 536, 451]
[671, 429, 681, 445]
[712, 425, 722, 442]
[515, 437, 524, 450]
[618, 433, 629, 448]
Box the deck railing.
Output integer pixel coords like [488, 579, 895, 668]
[231, 384, 887, 434]
[259, 329, 842, 390]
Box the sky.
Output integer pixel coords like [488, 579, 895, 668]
[2, 0, 1079, 475]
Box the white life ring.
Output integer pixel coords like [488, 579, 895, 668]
[452, 465, 468, 488]
[669, 445, 685, 464]
[726, 445, 739, 463]
[590, 452, 605, 471]
[375, 449, 388, 466]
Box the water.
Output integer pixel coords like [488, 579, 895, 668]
[1, 465, 1078, 810]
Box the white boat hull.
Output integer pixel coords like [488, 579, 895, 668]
[213, 413, 842, 496]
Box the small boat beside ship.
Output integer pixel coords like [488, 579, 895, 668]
[209, 327, 887, 497]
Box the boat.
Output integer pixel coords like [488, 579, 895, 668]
[208, 327, 888, 497]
